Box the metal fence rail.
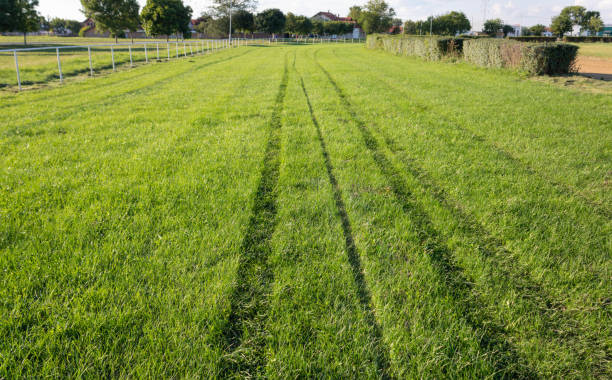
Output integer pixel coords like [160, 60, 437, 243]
[0, 37, 365, 91]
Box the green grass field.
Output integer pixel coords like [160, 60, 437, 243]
[0, 40, 220, 88]
[574, 42, 612, 58]
[1, 44, 610, 378]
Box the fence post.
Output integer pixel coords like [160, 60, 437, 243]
[167, 43, 170, 60]
[88, 46, 93, 76]
[190, 43, 193, 56]
[145, 44, 148, 63]
[156, 43, 159, 61]
[129, 45, 133, 67]
[13, 50, 21, 91]
[56, 48, 63, 83]
[111, 46, 115, 71]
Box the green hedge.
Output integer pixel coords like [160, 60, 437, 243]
[366, 34, 464, 61]
[368, 35, 578, 75]
[463, 39, 578, 75]
[509, 36, 558, 43]
[563, 36, 612, 43]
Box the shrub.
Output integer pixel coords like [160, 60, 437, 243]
[463, 39, 578, 75]
[563, 36, 612, 43]
[367, 34, 464, 61]
[509, 36, 558, 43]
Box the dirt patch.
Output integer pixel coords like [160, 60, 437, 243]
[576, 57, 612, 81]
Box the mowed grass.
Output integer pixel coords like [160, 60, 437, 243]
[574, 42, 612, 59]
[0, 41, 216, 88]
[0, 44, 610, 378]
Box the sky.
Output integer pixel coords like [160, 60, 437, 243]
[38, 1, 612, 30]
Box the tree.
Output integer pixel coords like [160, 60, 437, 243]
[483, 18, 503, 36]
[81, 0, 140, 43]
[141, 0, 192, 41]
[587, 15, 604, 35]
[502, 24, 515, 37]
[348, 6, 362, 22]
[194, 13, 226, 38]
[0, 0, 41, 45]
[232, 9, 254, 36]
[357, 0, 395, 34]
[434, 11, 470, 35]
[255, 8, 285, 37]
[403, 20, 417, 34]
[284, 12, 297, 35]
[312, 19, 324, 36]
[293, 15, 312, 36]
[521, 27, 531, 36]
[210, 0, 257, 42]
[551, 14, 572, 37]
[560, 5, 586, 31]
[49, 18, 82, 35]
[529, 24, 546, 36]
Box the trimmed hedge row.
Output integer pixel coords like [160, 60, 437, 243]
[509, 36, 558, 43]
[563, 36, 612, 43]
[463, 39, 578, 75]
[366, 34, 464, 61]
[367, 35, 579, 75]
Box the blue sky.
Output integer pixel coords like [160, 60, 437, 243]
[39, 1, 612, 29]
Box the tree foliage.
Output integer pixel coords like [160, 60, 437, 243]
[49, 18, 82, 35]
[140, 0, 192, 40]
[483, 18, 503, 36]
[529, 24, 546, 36]
[209, 0, 256, 18]
[81, 0, 140, 42]
[551, 14, 572, 37]
[255, 8, 285, 36]
[554, 6, 603, 35]
[357, 0, 395, 34]
[0, 0, 41, 45]
[403, 12, 470, 36]
[232, 9, 254, 34]
[283, 12, 314, 36]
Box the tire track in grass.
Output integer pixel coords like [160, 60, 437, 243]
[219, 52, 289, 378]
[1, 49, 255, 132]
[298, 72, 393, 379]
[330, 49, 612, 220]
[327, 49, 611, 371]
[314, 54, 534, 378]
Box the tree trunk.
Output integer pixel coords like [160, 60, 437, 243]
[115, 35, 118, 44]
[23, 32, 27, 46]
[131, 32, 134, 44]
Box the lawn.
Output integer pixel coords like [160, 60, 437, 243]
[0, 40, 221, 88]
[1, 44, 610, 378]
[574, 42, 612, 58]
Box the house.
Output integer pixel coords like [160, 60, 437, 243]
[542, 27, 553, 37]
[311, 12, 365, 38]
[312, 12, 340, 22]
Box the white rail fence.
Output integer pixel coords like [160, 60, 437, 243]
[0, 37, 365, 91]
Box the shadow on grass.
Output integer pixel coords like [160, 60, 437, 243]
[298, 73, 393, 379]
[315, 54, 536, 379]
[219, 54, 289, 378]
